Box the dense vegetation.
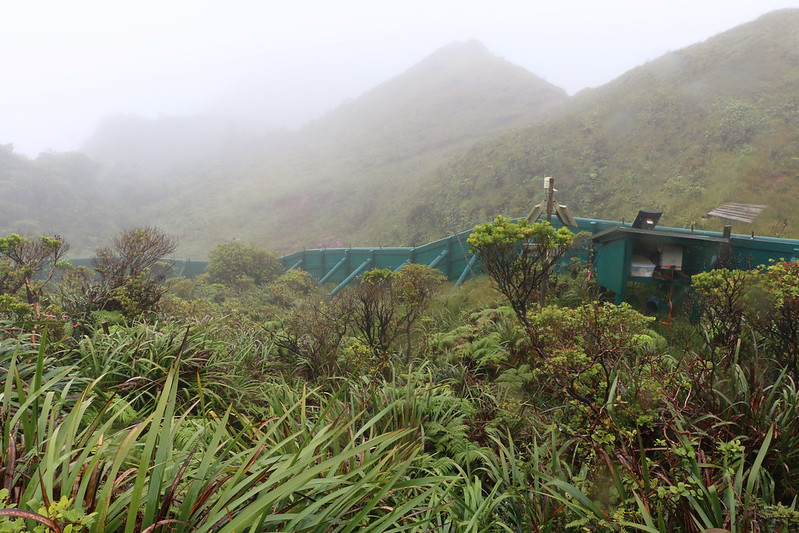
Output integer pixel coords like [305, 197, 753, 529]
[2, 223, 799, 532]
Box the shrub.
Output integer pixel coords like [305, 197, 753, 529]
[467, 216, 574, 333]
[89, 227, 178, 317]
[754, 260, 799, 376]
[206, 241, 284, 289]
[691, 268, 756, 368]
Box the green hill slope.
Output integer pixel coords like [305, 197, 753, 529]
[392, 9, 799, 241]
[90, 40, 568, 256]
[3, 10, 799, 256]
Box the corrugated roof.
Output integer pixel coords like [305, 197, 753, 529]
[707, 203, 766, 223]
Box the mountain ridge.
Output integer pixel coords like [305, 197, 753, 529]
[81, 38, 570, 255]
[2, 10, 798, 256]
[385, 8, 799, 243]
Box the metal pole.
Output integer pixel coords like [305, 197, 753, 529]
[541, 176, 555, 305]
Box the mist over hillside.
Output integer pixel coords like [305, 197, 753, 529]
[82, 114, 276, 176]
[2, 10, 799, 257]
[77, 40, 568, 256]
[387, 9, 799, 242]
[0, 145, 117, 251]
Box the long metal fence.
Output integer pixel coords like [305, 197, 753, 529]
[68, 217, 799, 300]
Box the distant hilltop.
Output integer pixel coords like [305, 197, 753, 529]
[1, 9, 797, 257]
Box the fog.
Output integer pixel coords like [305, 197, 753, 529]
[2, 0, 797, 157]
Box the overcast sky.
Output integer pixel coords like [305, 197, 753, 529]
[2, 0, 797, 157]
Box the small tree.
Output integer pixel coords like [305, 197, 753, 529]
[343, 265, 445, 361]
[206, 241, 284, 289]
[529, 302, 657, 412]
[349, 269, 398, 357]
[755, 261, 799, 377]
[266, 295, 353, 380]
[0, 233, 69, 307]
[91, 227, 178, 316]
[393, 263, 446, 359]
[691, 268, 754, 368]
[467, 216, 574, 332]
[264, 269, 319, 308]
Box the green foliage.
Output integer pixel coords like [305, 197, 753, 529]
[88, 227, 178, 317]
[205, 240, 284, 289]
[0, 295, 33, 320]
[468, 216, 574, 331]
[161, 269, 325, 341]
[93, 226, 177, 284]
[10, 232, 799, 531]
[0, 491, 96, 533]
[346, 268, 398, 357]
[754, 261, 799, 376]
[0, 233, 68, 306]
[266, 295, 352, 380]
[264, 268, 317, 307]
[3, 16, 799, 527]
[391, 263, 446, 358]
[429, 306, 527, 374]
[342, 265, 446, 360]
[468, 215, 574, 252]
[549, 256, 602, 308]
[468, 215, 534, 248]
[525, 302, 668, 437]
[692, 268, 756, 367]
[0, 340, 454, 532]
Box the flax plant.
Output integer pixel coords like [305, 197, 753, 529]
[1, 332, 457, 532]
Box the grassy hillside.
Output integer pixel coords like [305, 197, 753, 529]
[392, 9, 799, 241]
[84, 40, 568, 256]
[3, 10, 799, 256]
[141, 9, 799, 254]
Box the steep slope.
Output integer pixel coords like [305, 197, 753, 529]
[300, 40, 566, 163]
[7, 10, 799, 257]
[391, 9, 799, 241]
[109, 40, 568, 255]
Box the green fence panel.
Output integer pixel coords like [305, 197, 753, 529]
[64, 217, 799, 301]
